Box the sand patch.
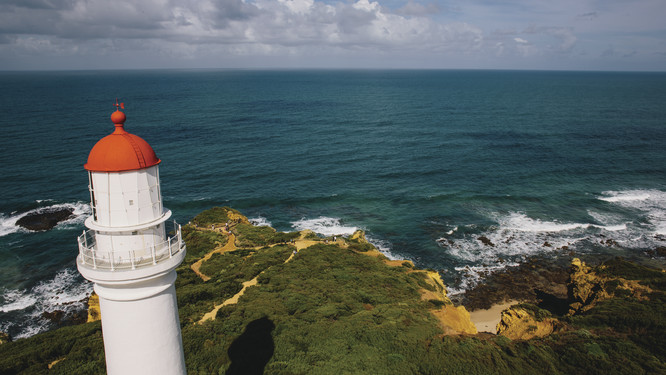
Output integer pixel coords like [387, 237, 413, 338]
[468, 300, 519, 334]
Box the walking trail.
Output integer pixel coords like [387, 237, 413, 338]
[197, 231, 340, 324]
[190, 232, 236, 282]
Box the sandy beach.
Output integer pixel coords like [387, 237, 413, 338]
[468, 300, 519, 334]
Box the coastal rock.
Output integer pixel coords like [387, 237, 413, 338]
[42, 310, 65, 323]
[567, 258, 608, 314]
[16, 207, 74, 231]
[420, 270, 448, 301]
[496, 306, 558, 340]
[350, 230, 369, 243]
[478, 236, 494, 247]
[87, 293, 101, 323]
[226, 210, 250, 225]
[646, 246, 666, 257]
[0, 331, 10, 345]
[567, 258, 652, 315]
[420, 271, 476, 334]
[460, 256, 569, 311]
[348, 230, 380, 253]
[426, 270, 448, 298]
[431, 304, 477, 335]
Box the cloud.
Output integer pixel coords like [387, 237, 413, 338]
[395, 1, 440, 17]
[0, 0, 664, 70]
[576, 11, 598, 20]
[524, 25, 577, 53]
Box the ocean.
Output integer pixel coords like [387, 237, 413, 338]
[0, 69, 665, 339]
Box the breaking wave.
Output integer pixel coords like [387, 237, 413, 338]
[291, 216, 359, 237]
[249, 216, 272, 227]
[440, 189, 666, 294]
[0, 268, 92, 339]
[599, 189, 666, 236]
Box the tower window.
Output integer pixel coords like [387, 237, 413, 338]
[129, 200, 134, 206]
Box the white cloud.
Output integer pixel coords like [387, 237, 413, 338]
[0, 0, 664, 70]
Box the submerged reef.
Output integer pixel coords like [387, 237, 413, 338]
[1, 207, 665, 374]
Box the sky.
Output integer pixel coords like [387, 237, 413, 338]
[0, 0, 665, 71]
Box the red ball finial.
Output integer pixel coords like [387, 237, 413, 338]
[110, 99, 127, 135]
[111, 110, 126, 125]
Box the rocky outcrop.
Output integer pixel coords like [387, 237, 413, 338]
[0, 331, 10, 345]
[226, 210, 250, 225]
[420, 269, 477, 334]
[16, 207, 74, 231]
[350, 230, 369, 243]
[460, 256, 569, 311]
[496, 305, 559, 340]
[567, 258, 652, 315]
[431, 304, 478, 335]
[567, 258, 610, 314]
[87, 293, 101, 323]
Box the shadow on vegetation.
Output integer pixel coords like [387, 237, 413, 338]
[226, 317, 275, 375]
[535, 289, 569, 316]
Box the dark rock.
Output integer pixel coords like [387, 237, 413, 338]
[543, 241, 552, 247]
[478, 236, 495, 247]
[41, 308, 88, 327]
[16, 207, 74, 231]
[458, 255, 570, 312]
[42, 310, 65, 323]
[655, 247, 666, 257]
[601, 239, 618, 247]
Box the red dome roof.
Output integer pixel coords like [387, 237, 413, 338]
[84, 109, 161, 172]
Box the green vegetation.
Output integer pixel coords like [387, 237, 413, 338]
[184, 243, 443, 374]
[514, 303, 553, 322]
[1, 208, 664, 375]
[233, 223, 299, 248]
[596, 257, 666, 290]
[347, 233, 375, 252]
[199, 245, 292, 282]
[0, 322, 105, 374]
[189, 206, 241, 227]
[181, 225, 227, 262]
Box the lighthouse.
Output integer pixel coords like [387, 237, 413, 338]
[76, 102, 187, 375]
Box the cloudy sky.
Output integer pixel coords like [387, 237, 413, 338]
[1, 0, 664, 71]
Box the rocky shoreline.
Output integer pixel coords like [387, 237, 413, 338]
[2, 207, 665, 374]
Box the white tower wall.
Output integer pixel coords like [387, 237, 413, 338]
[89, 165, 163, 227]
[95, 271, 186, 375]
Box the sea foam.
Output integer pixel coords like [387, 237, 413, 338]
[0, 268, 92, 339]
[600, 189, 666, 236]
[291, 216, 359, 237]
[437, 206, 663, 293]
[249, 216, 272, 227]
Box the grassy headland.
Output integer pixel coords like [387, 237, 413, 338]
[1, 207, 665, 374]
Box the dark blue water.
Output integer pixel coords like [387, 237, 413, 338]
[1, 70, 665, 338]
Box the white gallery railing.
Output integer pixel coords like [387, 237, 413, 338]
[78, 220, 185, 271]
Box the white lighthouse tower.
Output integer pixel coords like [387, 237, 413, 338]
[76, 102, 187, 375]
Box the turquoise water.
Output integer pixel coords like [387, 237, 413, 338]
[1, 70, 665, 338]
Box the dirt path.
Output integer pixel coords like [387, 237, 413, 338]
[197, 232, 326, 324]
[198, 277, 259, 323]
[190, 232, 236, 282]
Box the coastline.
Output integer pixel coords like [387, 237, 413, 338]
[2, 207, 666, 374]
[468, 300, 519, 334]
